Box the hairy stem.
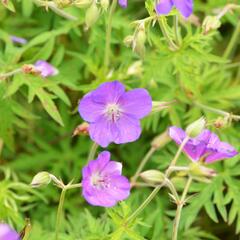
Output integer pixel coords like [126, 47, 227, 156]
[174, 15, 181, 46]
[224, 20, 240, 59]
[55, 188, 67, 240]
[172, 176, 192, 240]
[87, 142, 98, 162]
[131, 147, 156, 184]
[0, 68, 22, 80]
[104, 0, 118, 72]
[127, 137, 189, 223]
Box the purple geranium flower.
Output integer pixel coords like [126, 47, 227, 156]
[78, 81, 152, 147]
[118, 0, 127, 8]
[82, 151, 131, 207]
[10, 35, 27, 45]
[0, 223, 20, 240]
[169, 126, 238, 163]
[34, 60, 59, 78]
[155, 0, 193, 18]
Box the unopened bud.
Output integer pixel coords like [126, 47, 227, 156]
[214, 117, 228, 129]
[151, 131, 171, 150]
[202, 16, 221, 34]
[85, 2, 100, 29]
[189, 163, 217, 178]
[127, 61, 142, 76]
[72, 122, 89, 136]
[100, 0, 109, 11]
[133, 24, 146, 58]
[186, 117, 206, 138]
[124, 35, 134, 47]
[21, 64, 35, 74]
[140, 170, 165, 184]
[73, 0, 92, 8]
[31, 171, 51, 188]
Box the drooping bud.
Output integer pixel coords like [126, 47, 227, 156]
[31, 172, 51, 188]
[133, 23, 146, 58]
[85, 2, 100, 29]
[127, 61, 143, 76]
[72, 122, 89, 136]
[140, 170, 165, 184]
[186, 117, 206, 138]
[100, 0, 109, 11]
[189, 162, 217, 178]
[73, 0, 92, 8]
[202, 16, 221, 34]
[151, 130, 171, 150]
[124, 35, 134, 47]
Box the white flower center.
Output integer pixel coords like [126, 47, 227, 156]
[90, 172, 110, 189]
[105, 103, 122, 122]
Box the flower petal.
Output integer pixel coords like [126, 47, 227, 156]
[114, 115, 141, 144]
[102, 161, 122, 175]
[0, 224, 20, 240]
[155, 0, 173, 15]
[118, 0, 127, 8]
[79, 93, 105, 122]
[34, 60, 58, 77]
[119, 88, 152, 119]
[169, 126, 187, 144]
[91, 81, 125, 104]
[89, 116, 119, 147]
[173, 0, 193, 18]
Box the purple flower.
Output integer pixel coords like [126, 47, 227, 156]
[155, 0, 193, 18]
[118, 0, 127, 8]
[10, 35, 27, 45]
[0, 223, 20, 240]
[78, 81, 152, 147]
[169, 126, 238, 163]
[34, 60, 59, 78]
[82, 151, 131, 207]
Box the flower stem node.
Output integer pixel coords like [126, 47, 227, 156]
[186, 117, 206, 138]
[31, 171, 52, 188]
[140, 170, 165, 184]
[85, 2, 100, 29]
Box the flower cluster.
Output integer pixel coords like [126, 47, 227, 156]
[0, 223, 20, 240]
[169, 126, 238, 163]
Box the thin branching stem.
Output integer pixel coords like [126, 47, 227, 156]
[172, 176, 193, 240]
[174, 15, 181, 46]
[104, 0, 118, 72]
[87, 142, 99, 162]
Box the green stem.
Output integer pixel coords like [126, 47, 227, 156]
[127, 137, 189, 223]
[55, 188, 67, 240]
[0, 68, 22, 80]
[87, 142, 98, 162]
[223, 20, 240, 59]
[131, 147, 156, 184]
[172, 177, 192, 240]
[158, 17, 178, 51]
[174, 15, 181, 46]
[104, 0, 118, 72]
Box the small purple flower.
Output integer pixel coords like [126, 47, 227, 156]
[78, 81, 152, 147]
[155, 0, 193, 18]
[34, 60, 59, 78]
[169, 126, 238, 163]
[0, 223, 20, 240]
[10, 35, 27, 45]
[118, 0, 127, 8]
[82, 151, 131, 207]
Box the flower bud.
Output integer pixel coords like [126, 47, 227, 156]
[31, 172, 51, 188]
[73, 0, 92, 8]
[124, 35, 134, 47]
[151, 101, 174, 114]
[100, 0, 109, 11]
[85, 2, 100, 29]
[140, 170, 165, 184]
[214, 117, 228, 129]
[189, 163, 217, 178]
[151, 131, 171, 150]
[127, 61, 142, 76]
[133, 24, 146, 58]
[54, 0, 71, 8]
[186, 117, 206, 138]
[202, 16, 221, 34]
[72, 122, 89, 136]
